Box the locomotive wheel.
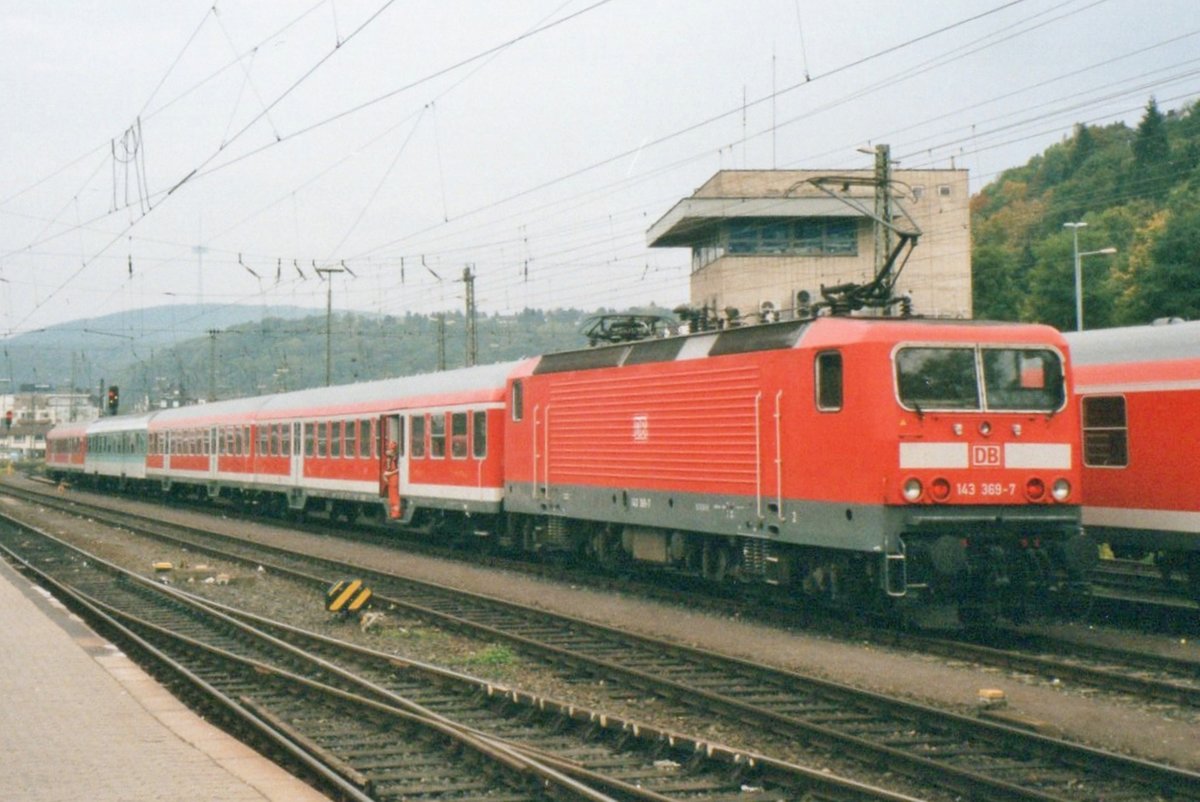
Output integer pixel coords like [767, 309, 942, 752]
[702, 543, 730, 583]
[589, 531, 622, 570]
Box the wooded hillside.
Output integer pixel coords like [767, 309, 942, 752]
[972, 97, 1200, 328]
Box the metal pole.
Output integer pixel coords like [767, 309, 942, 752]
[207, 329, 219, 401]
[463, 265, 477, 368]
[315, 266, 346, 386]
[325, 277, 333, 386]
[437, 313, 446, 371]
[1073, 227, 1083, 332]
[873, 144, 892, 276]
[1064, 222, 1086, 332]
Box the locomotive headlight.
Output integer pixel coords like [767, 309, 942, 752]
[1052, 478, 1071, 501]
[1025, 478, 1046, 501]
[979, 421, 992, 436]
[903, 478, 923, 502]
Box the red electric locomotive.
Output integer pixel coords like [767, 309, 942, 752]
[504, 316, 1091, 624]
[1066, 320, 1200, 603]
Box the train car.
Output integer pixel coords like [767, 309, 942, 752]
[144, 361, 524, 525]
[83, 412, 153, 486]
[43, 315, 1088, 624]
[1066, 320, 1200, 602]
[44, 420, 89, 481]
[503, 316, 1091, 624]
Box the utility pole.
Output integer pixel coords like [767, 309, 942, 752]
[871, 144, 893, 276]
[436, 313, 446, 371]
[207, 329, 219, 402]
[462, 265, 477, 367]
[69, 352, 77, 421]
[315, 266, 346, 386]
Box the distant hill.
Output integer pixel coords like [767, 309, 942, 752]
[972, 97, 1200, 327]
[1, 304, 319, 393]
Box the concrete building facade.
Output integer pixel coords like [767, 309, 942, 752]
[647, 169, 971, 320]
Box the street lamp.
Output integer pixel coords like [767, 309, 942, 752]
[1063, 222, 1116, 331]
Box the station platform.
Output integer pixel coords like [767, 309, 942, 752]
[0, 555, 330, 802]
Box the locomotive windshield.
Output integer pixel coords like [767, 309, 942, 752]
[896, 346, 1064, 412]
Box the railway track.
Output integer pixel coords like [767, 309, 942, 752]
[3, 483, 1199, 801]
[0, 515, 922, 802]
[9, 479, 1200, 711]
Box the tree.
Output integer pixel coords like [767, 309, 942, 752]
[1133, 98, 1170, 166]
[1131, 97, 1172, 200]
[1129, 189, 1200, 322]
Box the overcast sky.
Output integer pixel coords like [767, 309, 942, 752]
[2, 0, 1197, 338]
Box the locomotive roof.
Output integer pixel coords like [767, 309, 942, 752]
[533, 316, 1064, 375]
[1065, 320, 1200, 366]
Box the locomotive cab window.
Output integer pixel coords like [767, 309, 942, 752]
[982, 348, 1064, 411]
[896, 347, 979, 410]
[815, 351, 843, 411]
[1082, 395, 1128, 467]
[896, 346, 1064, 413]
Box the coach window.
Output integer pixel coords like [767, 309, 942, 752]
[316, 422, 328, 458]
[411, 415, 426, 458]
[451, 412, 468, 459]
[331, 421, 342, 458]
[268, 425, 279, 457]
[512, 380, 523, 421]
[473, 410, 487, 459]
[361, 418, 375, 458]
[345, 420, 357, 458]
[430, 413, 446, 458]
[304, 423, 314, 457]
[281, 424, 291, 457]
[243, 425, 251, 455]
[1082, 396, 1128, 467]
[816, 351, 843, 411]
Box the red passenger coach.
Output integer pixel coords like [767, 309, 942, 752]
[505, 317, 1089, 623]
[1066, 320, 1200, 602]
[44, 420, 89, 478]
[144, 361, 524, 524]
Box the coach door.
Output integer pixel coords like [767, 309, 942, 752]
[208, 426, 219, 478]
[379, 414, 406, 519]
[289, 422, 303, 485]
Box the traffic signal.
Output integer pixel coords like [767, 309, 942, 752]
[3, 410, 11, 430]
[106, 386, 119, 415]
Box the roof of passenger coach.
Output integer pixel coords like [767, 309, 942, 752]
[1066, 321, 1200, 366]
[87, 412, 157, 435]
[146, 360, 530, 429]
[148, 395, 275, 430]
[256, 359, 527, 419]
[46, 420, 93, 439]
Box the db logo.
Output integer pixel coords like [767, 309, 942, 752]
[971, 444, 1002, 466]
